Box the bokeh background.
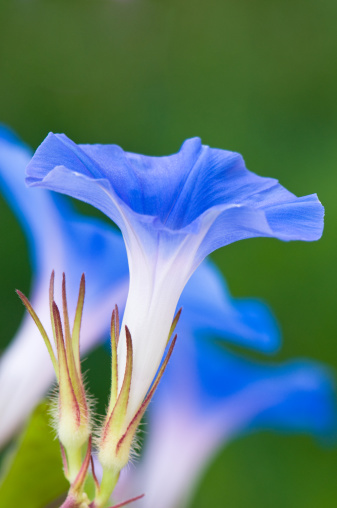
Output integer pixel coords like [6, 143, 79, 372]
[0, 0, 337, 506]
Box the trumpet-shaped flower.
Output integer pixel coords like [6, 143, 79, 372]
[0, 126, 279, 451]
[26, 134, 324, 428]
[0, 126, 283, 454]
[0, 126, 129, 446]
[114, 266, 336, 508]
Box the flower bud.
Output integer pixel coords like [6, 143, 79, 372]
[17, 271, 91, 482]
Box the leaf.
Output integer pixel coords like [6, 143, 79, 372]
[0, 401, 68, 508]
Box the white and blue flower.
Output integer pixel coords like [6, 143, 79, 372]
[26, 134, 324, 424]
[0, 127, 279, 448]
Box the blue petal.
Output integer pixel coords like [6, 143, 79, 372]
[196, 193, 324, 262]
[160, 337, 337, 440]
[178, 260, 281, 353]
[0, 125, 54, 271]
[248, 362, 337, 439]
[26, 134, 204, 224]
[26, 134, 324, 266]
[198, 341, 336, 438]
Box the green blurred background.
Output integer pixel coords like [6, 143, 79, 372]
[0, 0, 337, 506]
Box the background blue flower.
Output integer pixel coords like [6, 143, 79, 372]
[125, 341, 336, 508]
[112, 262, 335, 508]
[178, 260, 281, 353]
[0, 125, 129, 446]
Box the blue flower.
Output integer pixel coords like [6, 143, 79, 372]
[26, 134, 324, 421]
[115, 267, 336, 508]
[129, 348, 336, 508]
[178, 260, 281, 353]
[0, 126, 129, 446]
[0, 127, 278, 446]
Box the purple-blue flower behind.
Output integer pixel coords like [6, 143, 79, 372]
[0, 126, 129, 446]
[115, 265, 336, 508]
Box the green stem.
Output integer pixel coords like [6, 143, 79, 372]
[94, 467, 120, 508]
[67, 446, 83, 484]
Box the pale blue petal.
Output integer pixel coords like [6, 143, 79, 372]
[135, 338, 336, 508]
[178, 260, 281, 353]
[196, 194, 324, 263]
[0, 126, 130, 446]
[0, 125, 55, 271]
[159, 337, 337, 439]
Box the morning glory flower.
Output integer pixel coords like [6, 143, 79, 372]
[0, 126, 129, 446]
[26, 134, 324, 431]
[0, 125, 283, 455]
[0, 126, 279, 452]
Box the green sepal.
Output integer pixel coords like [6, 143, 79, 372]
[103, 326, 133, 440]
[61, 274, 87, 411]
[167, 307, 182, 346]
[16, 289, 58, 379]
[117, 334, 177, 458]
[107, 305, 120, 418]
[71, 273, 85, 375]
[52, 301, 81, 430]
